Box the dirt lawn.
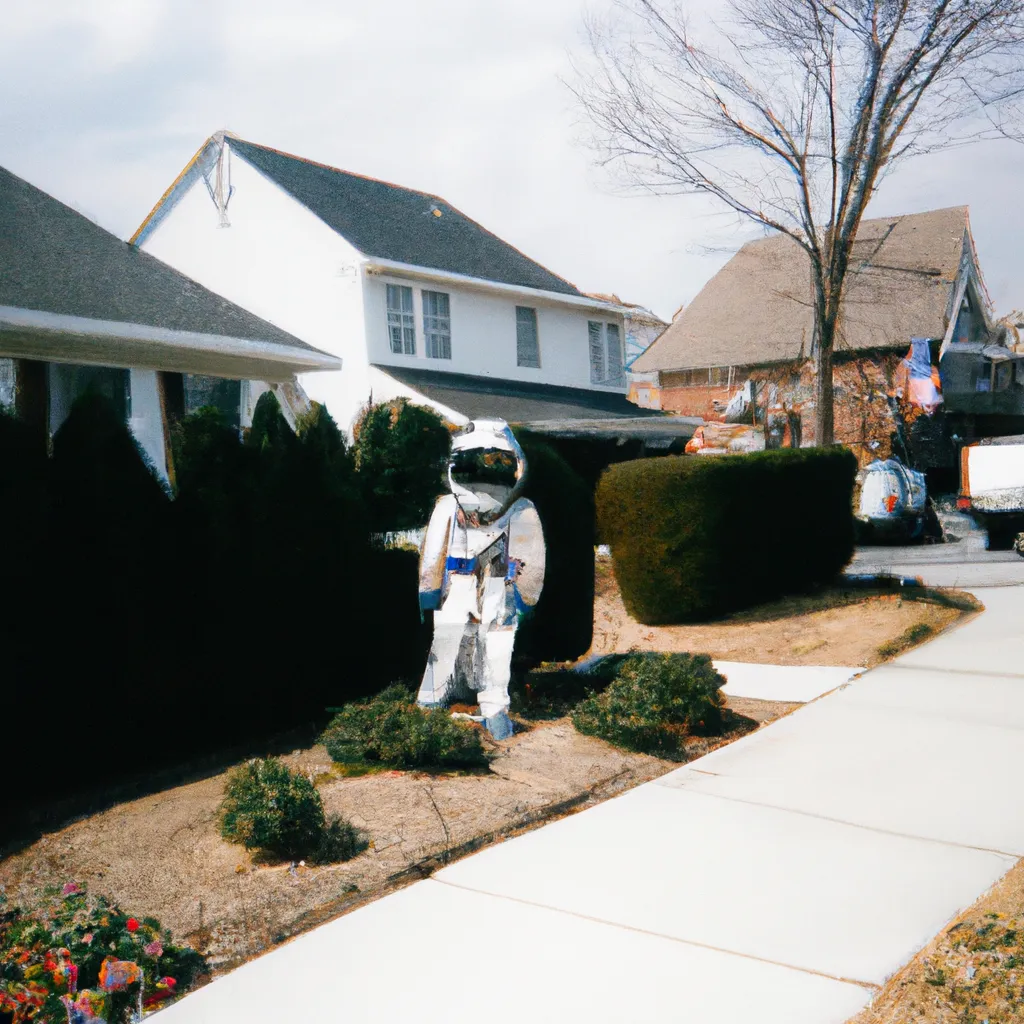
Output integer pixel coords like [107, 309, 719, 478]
[850, 856, 1024, 1023]
[0, 566, 978, 982]
[592, 557, 974, 668]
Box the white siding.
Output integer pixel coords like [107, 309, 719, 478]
[139, 149, 372, 432]
[363, 273, 625, 393]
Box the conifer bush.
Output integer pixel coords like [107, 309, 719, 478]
[320, 685, 489, 770]
[219, 757, 367, 863]
[571, 652, 727, 759]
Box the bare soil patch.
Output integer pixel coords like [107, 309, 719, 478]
[850, 856, 1024, 1023]
[1, 564, 975, 985]
[592, 558, 977, 668]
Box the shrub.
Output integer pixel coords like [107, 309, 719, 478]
[597, 447, 857, 623]
[321, 685, 489, 770]
[0, 883, 206, 1023]
[352, 399, 452, 531]
[219, 758, 366, 863]
[571, 652, 727, 759]
[512, 433, 596, 665]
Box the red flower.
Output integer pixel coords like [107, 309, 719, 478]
[126, 919, 139, 933]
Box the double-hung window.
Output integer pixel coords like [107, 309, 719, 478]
[588, 321, 625, 385]
[387, 284, 416, 355]
[423, 290, 452, 360]
[516, 306, 540, 368]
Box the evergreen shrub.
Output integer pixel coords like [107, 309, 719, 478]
[513, 433, 595, 665]
[219, 757, 367, 863]
[320, 685, 488, 770]
[571, 652, 726, 759]
[597, 448, 857, 623]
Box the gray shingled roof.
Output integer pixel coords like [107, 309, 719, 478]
[375, 365, 662, 422]
[227, 137, 582, 296]
[0, 164, 318, 351]
[635, 207, 972, 373]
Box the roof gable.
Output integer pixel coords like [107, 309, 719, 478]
[634, 207, 972, 373]
[225, 137, 582, 297]
[0, 164, 317, 353]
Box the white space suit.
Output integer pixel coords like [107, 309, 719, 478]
[417, 419, 546, 739]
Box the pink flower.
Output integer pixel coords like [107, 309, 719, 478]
[62, 883, 80, 896]
[143, 941, 163, 958]
[125, 919, 139, 933]
[81, 934, 93, 946]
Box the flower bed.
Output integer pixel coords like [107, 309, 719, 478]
[0, 884, 206, 1022]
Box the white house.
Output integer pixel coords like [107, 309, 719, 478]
[131, 131, 652, 434]
[0, 164, 339, 482]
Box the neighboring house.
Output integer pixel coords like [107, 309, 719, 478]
[131, 131, 663, 438]
[0, 165, 339, 482]
[633, 207, 1023, 472]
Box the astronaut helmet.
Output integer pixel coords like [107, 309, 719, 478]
[448, 419, 527, 524]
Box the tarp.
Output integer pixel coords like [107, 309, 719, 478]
[903, 337, 943, 414]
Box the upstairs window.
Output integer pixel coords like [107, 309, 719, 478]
[423, 290, 452, 360]
[517, 306, 540, 368]
[589, 321, 625, 385]
[386, 284, 415, 355]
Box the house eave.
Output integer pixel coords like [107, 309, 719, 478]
[0, 305, 341, 383]
[363, 258, 628, 314]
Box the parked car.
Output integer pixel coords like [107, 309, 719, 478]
[855, 459, 939, 544]
[957, 435, 1024, 552]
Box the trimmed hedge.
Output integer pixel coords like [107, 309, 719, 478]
[597, 448, 857, 623]
[513, 433, 595, 665]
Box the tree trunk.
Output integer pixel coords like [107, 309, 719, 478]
[814, 322, 836, 447]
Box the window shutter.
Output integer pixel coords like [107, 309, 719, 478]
[605, 323, 623, 384]
[588, 321, 605, 383]
[516, 307, 540, 368]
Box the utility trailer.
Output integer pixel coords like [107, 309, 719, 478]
[957, 435, 1024, 552]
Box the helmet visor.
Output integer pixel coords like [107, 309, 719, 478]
[450, 447, 519, 490]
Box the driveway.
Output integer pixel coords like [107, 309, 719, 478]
[155, 580, 1024, 1023]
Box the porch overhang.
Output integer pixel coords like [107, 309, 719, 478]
[0, 305, 341, 383]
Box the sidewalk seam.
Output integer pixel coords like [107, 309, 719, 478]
[430, 876, 880, 992]
[651, 784, 1021, 860]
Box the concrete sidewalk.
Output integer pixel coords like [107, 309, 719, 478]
[157, 589, 1024, 1024]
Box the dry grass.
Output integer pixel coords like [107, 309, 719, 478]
[851, 857, 1024, 1023]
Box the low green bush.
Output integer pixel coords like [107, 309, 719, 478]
[571, 653, 727, 759]
[597, 448, 857, 623]
[320, 685, 489, 770]
[219, 758, 367, 863]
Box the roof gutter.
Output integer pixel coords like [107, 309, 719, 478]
[363, 258, 630, 315]
[0, 305, 341, 383]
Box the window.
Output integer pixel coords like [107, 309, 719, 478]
[0, 358, 13, 409]
[588, 321, 625, 385]
[588, 322, 605, 383]
[386, 284, 415, 355]
[517, 307, 540, 368]
[47, 364, 130, 435]
[184, 375, 243, 429]
[423, 290, 452, 360]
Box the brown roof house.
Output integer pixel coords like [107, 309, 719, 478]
[632, 207, 1024, 472]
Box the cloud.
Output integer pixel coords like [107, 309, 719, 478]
[1, 0, 1021, 323]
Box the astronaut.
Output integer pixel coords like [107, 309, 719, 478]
[417, 419, 546, 740]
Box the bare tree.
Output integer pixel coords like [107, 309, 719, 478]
[575, 0, 1024, 444]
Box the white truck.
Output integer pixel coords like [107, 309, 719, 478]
[957, 435, 1024, 552]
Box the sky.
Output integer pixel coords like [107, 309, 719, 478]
[2, 0, 1022, 324]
